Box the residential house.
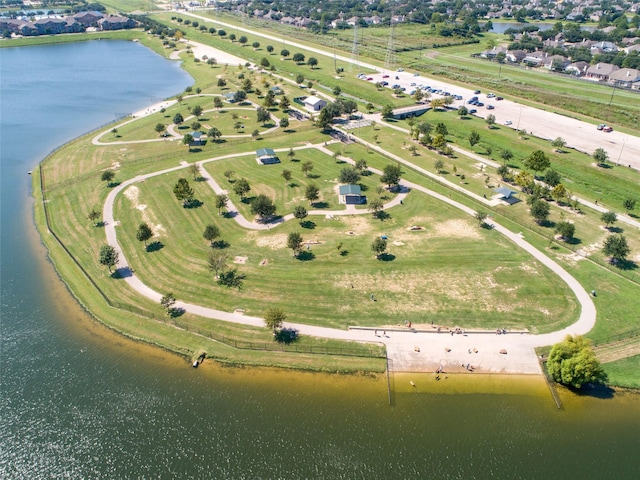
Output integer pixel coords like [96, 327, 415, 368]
[339, 185, 365, 205]
[566, 61, 590, 76]
[34, 17, 69, 34]
[590, 41, 618, 53]
[543, 55, 570, 71]
[480, 46, 507, 59]
[609, 68, 640, 87]
[98, 15, 136, 31]
[523, 51, 548, 67]
[506, 50, 527, 63]
[303, 96, 327, 112]
[586, 63, 620, 82]
[74, 11, 104, 26]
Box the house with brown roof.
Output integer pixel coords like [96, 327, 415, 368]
[98, 16, 136, 31]
[74, 11, 104, 27]
[586, 63, 620, 82]
[609, 68, 640, 87]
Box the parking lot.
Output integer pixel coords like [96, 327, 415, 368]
[360, 70, 640, 170]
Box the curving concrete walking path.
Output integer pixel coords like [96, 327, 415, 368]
[102, 139, 596, 375]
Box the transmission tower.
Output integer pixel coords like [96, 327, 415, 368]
[384, 18, 397, 71]
[350, 21, 359, 72]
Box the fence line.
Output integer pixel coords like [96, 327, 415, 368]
[592, 328, 640, 347]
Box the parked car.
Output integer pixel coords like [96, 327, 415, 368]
[474, 90, 481, 94]
[475, 102, 484, 107]
[487, 93, 496, 98]
[367, 77, 374, 81]
[468, 96, 478, 104]
[397, 67, 404, 72]
[496, 96, 504, 101]
[602, 126, 613, 132]
[487, 105, 495, 110]
[382, 74, 389, 78]
[597, 124, 606, 130]
[469, 109, 477, 114]
[381, 81, 389, 86]
[505, 120, 512, 125]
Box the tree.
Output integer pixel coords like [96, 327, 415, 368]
[500, 149, 513, 163]
[209, 194, 227, 216]
[601, 211, 617, 229]
[182, 133, 194, 151]
[160, 293, 176, 315]
[266, 45, 274, 54]
[435, 122, 448, 136]
[279, 117, 289, 129]
[301, 161, 314, 177]
[223, 170, 235, 182]
[434, 159, 445, 174]
[547, 335, 606, 389]
[457, 106, 468, 117]
[191, 105, 203, 118]
[475, 210, 488, 227]
[371, 237, 387, 259]
[551, 184, 568, 203]
[308, 57, 318, 69]
[216, 78, 226, 88]
[602, 234, 630, 264]
[250, 194, 276, 218]
[381, 104, 394, 119]
[551, 137, 566, 152]
[238, 35, 248, 46]
[111, 127, 118, 137]
[87, 209, 101, 226]
[136, 223, 153, 248]
[315, 108, 333, 131]
[98, 244, 118, 272]
[555, 221, 575, 241]
[264, 307, 286, 333]
[287, 148, 295, 161]
[469, 130, 481, 147]
[287, 232, 303, 257]
[333, 85, 342, 97]
[339, 167, 361, 185]
[380, 164, 402, 190]
[207, 126, 222, 142]
[263, 89, 276, 107]
[292, 53, 305, 64]
[545, 169, 562, 187]
[280, 49, 290, 59]
[485, 114, 496, 128]
[101, 170, 115, 186]
[252, 41, 260, 50]
[293, 206, 308, 223]
[173, 178, 194, 206]
[623, 198, 637, 214]
[173, 112, 184, 125]
[355, 159, 368, 173]
[207, 250, 229, 278]
[281, 169, 292, 184]
[234, 90, 247, 103]
[368, 198, 384, 219]
[431, 133, 447, 152]
[203, 224, 220, 246]
[213, 96, 223, 109]
[305, 183, 320, 205]
[241, 78, 253, 92]
[233, 178, 251, 200]
[256, 107, 270, 125]
[279, 96, 290, 112]
[593, 148, 609, 167]
[524, 150, 551, 174]
[530, 199, 550, 224]
[155, 123, 166, 135]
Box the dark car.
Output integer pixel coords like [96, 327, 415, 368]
[469, 109, 477, 114]
[496, 96, 504, 101]
[474, 90, 481, 94]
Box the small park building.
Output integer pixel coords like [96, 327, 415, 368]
[304, 96, 327, 112]
[256, 148, 280, 165]
[339, 184, 366, 204]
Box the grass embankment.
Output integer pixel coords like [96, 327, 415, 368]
[602, 355, 640, 389]
[30, 23, 640, 379]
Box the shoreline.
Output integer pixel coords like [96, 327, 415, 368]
[26, 34, 638, 387]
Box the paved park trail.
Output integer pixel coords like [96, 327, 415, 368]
[102, 131, 596, 375]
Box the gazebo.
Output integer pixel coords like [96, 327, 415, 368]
[339, 184, 366, 204]
[494, 187, 520, 205]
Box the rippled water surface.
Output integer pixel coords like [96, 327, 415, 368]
[1, 41, 639, 479]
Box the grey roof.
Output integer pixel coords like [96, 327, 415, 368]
[495, 187, 517, 198]
[256, 148, 276, 157]
[339, 184, 361, 195]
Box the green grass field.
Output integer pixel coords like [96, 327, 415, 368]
[602, 355, 640, 389]
[27, 21, 640, 379]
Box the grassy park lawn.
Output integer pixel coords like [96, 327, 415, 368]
[602, 356, 640, 389]
[112, 159, 577, 332]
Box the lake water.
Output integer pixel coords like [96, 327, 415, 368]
[1, 40, 640, 479]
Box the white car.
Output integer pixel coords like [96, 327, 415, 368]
[505, 120, 513, 126]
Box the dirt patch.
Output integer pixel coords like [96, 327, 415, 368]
[432, 219, 481, 240]
[408, 226, 424, 231]
[124, 185, 140, 203]
[254, 233, 287, 250]
[342, 216, 374, 235]
[392, 241, 405, 246]
[259, 258, 268, 266]
[233, 308, 245, 315]
[234, 256, 248, 264]
[124, 186, 166, 237]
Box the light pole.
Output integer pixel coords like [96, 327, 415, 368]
[517, 107, 523, 131]
[617, 138, 626, 166]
